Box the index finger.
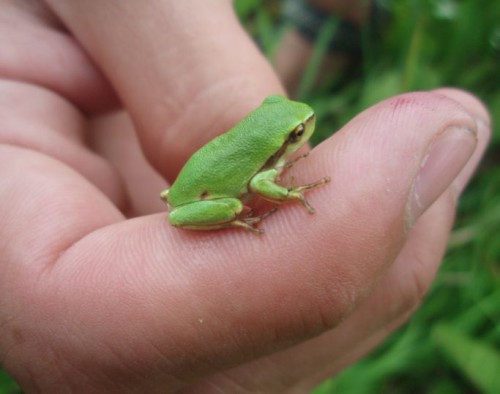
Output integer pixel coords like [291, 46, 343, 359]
[45, 0, 285, 181]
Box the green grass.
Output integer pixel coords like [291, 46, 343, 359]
[0, 370, 19, 394]
[1, 0, 499, 392]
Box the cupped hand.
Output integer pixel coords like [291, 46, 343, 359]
[0, 1, 490, 392]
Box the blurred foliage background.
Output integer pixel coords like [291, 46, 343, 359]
[1, 0, 498, 392]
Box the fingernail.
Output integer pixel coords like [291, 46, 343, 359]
[453, 116, 491, 195]
[408, 124, 477, 225]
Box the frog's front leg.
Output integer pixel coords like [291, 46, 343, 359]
[249, 169, 330, 214]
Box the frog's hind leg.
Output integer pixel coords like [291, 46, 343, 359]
[168, 198, 243, 229]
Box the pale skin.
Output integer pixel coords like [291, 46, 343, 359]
[0, 1, 491, 393]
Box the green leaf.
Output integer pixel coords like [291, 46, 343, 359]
[0, 369, 21, 394]
[432, 324, 500, 394]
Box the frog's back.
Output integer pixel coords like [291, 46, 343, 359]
[167, 95, 313, 206]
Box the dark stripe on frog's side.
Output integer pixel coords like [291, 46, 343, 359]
[261, 137, 291, 170]
[261, 116, 310, 170]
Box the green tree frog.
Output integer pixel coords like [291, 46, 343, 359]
[160, 95, 330, 233]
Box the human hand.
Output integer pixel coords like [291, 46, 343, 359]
[0, 1, 490, 392]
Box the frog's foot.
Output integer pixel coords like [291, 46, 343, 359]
[243, 207, 255, 218]
[276, 153, 308, 177]
[289, 176, 330, 214]
[283, 152, 309, 169]
[229, 220, 264, 234]
[232, 206, 279, 234]
[244, 206, 278, 223]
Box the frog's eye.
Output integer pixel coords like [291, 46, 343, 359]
[289, 123, 305, 143]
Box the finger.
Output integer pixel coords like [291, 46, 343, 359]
[177, 89, 491, 391]
[44, 0, 285, 180]
[184, 192, 458, 392]
[0, 79, 126, 207]
[0, 144, 127, 391]
[0, 0, 118, 113]
[88, 111, 167, 216]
